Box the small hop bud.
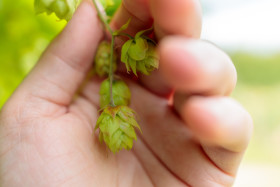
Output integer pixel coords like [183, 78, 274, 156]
[94, 41, 117, 77]
[99, 79, 131, 108]
[34, 0, 80, 21]
[95, 106, 141, 153]
[121, 29, 159, 76]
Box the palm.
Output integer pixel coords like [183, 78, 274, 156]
[0, 79, 233, 186]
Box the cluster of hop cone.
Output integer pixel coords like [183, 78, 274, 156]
[34, 0, 159, 153]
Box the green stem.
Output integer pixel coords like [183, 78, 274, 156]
[92, 0, 113, 35]
[109, 36, 115, 106]
[113, 32, 134, 39]
[92, 0, 115, 106]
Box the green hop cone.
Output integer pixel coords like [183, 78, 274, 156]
[121, 29, 159, 76]
[99, 79, 131, 108]
[34, 0, 80, 21]
[94, 41, 117, 77]
[95, 106, 141, 153]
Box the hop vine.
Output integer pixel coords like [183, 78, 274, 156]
[34, 0, 159, 153]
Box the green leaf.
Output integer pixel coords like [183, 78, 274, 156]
[128, 38, 148, 61]
[146, 57, 159, 69]
[107, 118, 120, 137]
[121, 40, 134, 73]
[135, 27, 154, 39]
[121, 39, 133, 63]
[121, 135, 133, 149]
[113, 18, 131, 36]
[137, 61, 149, 75]
[146, 42, 159, 59]
[99, 132, 105, 143]
[120, 123, 137, 139]
[110, 129, 122, 148]
[128, 58, 137, 76]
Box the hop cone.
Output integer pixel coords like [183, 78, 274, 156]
[95, 106, 141, 153]
[34, 0, 80, 21]
[99, 79, 131, 108]
[94, 41, 117, 77]
[121, 29, 159, 76]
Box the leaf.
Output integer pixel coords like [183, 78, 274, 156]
[121, 40, 133, 73]
[146, 57, 159, 69]
[121, 39, 133, 63]
[135, 27, 154, 39]
[137, 61, 149, 75]
[107, 117, 120, 137]
[121, 135, 133, 149]
[99, 132, 104, 143]
[128, 38, 148, 61]
[113, 18, 131, 36]
[146, 42, 159, 59]
[128, 59, 137, 76]
[120, 123, 137, 139]
[110, 130, 122, 148]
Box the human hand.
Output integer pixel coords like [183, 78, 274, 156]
[0, 0, 253, 186]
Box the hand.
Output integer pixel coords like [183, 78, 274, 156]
[0, 0, 253, 186]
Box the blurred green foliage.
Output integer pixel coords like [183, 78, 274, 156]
[232, 52, 280, 166]
[0, 0, 66, 107]
[99, 0, 121, 17]
[232, 52, 280, 85]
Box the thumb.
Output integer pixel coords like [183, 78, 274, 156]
[6, 1, 103, 112]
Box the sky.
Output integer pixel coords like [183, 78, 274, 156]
[200, 0, 280, 52]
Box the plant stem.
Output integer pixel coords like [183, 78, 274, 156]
[114, 32, 134, 39]
[109, 36, 115, 106]
[92, 0, 115, 106]
[92, 0, 113, 35]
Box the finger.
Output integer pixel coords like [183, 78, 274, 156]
[179, 96, 253, 174]
[111, 0, 202, 38]
[150, 0, 202, 39]
[111, 0, 153, 36]
[111, 0, 202, 96]
[160, 37, 237, 96]
[138, 0, 202, 96]
[129, 82, 236, 186]
[12, 1, 103, 107]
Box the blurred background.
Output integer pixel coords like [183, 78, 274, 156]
[201, 0, 280, 186]
[0, 0, 279, 186]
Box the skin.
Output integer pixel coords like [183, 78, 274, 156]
[0, 0, 253, 186]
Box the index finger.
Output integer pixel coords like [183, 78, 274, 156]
[111, 0, 153, 36]
[150, 0, 202, 39]
[111, 0, 203, 96]
[111, 0, 202, 39]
